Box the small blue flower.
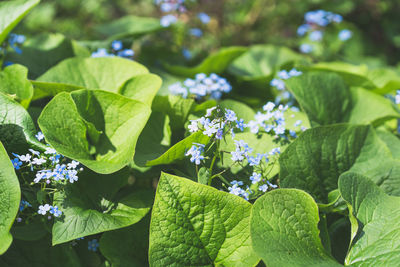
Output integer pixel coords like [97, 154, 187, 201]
[38, 204, 51, 215]
[12, 158, 22, 170]
[259, 184, 268, 192]
[35, 131, 45, 141]
[297, 24, 310, 36]
[160, 14, 177, 27]
[49, 206, 62, 217]
[88, 239, 99, 252]
[182, 48, 192, 60]
[236, 119, 245, 131]
[197, 12, 210, 24]
[299, 43, 313, 54]
[91, 48, 114, 58]
[225, 109, 237, 122]
[189, 28, 203, 37]
[117, 49, 134, 58]
[250, 172, 262, 184]
[185, 144, 205, 165]
[270, 78, 285, 90]
[111, 40, 123, 51]
[309, 30, 323, 41]
[338, 29, 352, 41]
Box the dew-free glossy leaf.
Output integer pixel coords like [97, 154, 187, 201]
[250, 189, 341, 267]
[149, 173, 259, 266]
[339, 173, 400, 266]
[279, 124, 399, 203]
[228, 45, 304, 80]
[119, 73, 162, 106]
[165, 46, 247, 77]
[38, 89, 151, 174]
[100, 215, 151, 267]
[0, 142, 21, 255]
[36, 57, 148, 93]
[146, 131, 209, 166]
[0, 64, 33, 108]
[0, 0, 40, 45]
[52, 169, 152, 245]
[0, 92, 44, 153]
[285, 72, 400, 126]
[95, 15, 163, 40]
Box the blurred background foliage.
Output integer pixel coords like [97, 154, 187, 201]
[14, 0, 400, 67]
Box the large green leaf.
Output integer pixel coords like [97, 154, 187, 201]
[6, 33, 90, 79]
[149, 173, 259, 266]
[119, 73, 162, 106]
[35, 57, 148, 95]
[134, 112, 171, 167]
[279, 124, 400, 203]
[0, 0, 40, 45]
[146, 131, 209, 166]
[339, 173, 400, 266]
[0, 142, 21, 255]
[250, 189, 341, 267]
[0, 64, 33, 108]
[307, 62, 400, 94]
[165, 46, 247, 77]
[100, 215, 151, 267]
[95, 15, 163, 40]
[228, 45, 304, 80]
[0, 92, 44, 153]
[52, 168, 152, 245]
[38, 89, 151, 174]
[285, 72, 400, 126]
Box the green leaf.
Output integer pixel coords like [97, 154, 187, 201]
[52, 169, 152, 245]
[0, 92, 44, 153]
[279, 124, 400, 203]
[376, 129, 400, 159]
[285, 72, 399, 126]
[0, 0, 40, 45]
[152, 95, 195, 130]
[100, 215, 151, 267]
[6, 33, 90, 79]
[133, 111, 171, 167]
[197, 167, 210, 184]
[149, 173, 259, 266]
[38, 89, 151, 174]
[250, 189, 341, 267]
[146, 131, 210, 166]
[119, 73, 162, 106]
[339, 173, 400, 266]
[0, 141, 21, 255]
[165, 46, 247, 77]
[36, 57, 148, 94]
[228, 45, 304, 80]
[95, 15, 163, 40]
[0, 64, 33, 108]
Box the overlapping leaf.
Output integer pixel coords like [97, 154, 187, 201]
[0, 142, 21, 255]
[38, 89, 151, 174]
[149, 173, 259, 266]
[0, 64, 33, 108]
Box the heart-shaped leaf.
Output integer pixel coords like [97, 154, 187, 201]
[149, 173, 259, 266]
[38, 89, 151, 174]
[0, 142, 21, 255]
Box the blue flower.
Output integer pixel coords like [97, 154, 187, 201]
[91, 48, 114, 58]
[182, 48, 192, 60]
[270, 78, 285, 90]
[12, 158, 22, 170]
[88, 239, 99, 252]
[236, 119, 245, 131]
[225, 109, 237, 122]
[38, 204, 51, 215]
[117, 49, 135, 58]
[309, 30, 323, 41]
[35, 131, 45, 141]
[19, 200, 32, 212]
[259, 184, 268, 192]
[299, 43, 313, 54]
[297, 24, 310, 36]
[338, 29, 352, 41]
[49, 206, 62, 217]
[250, 172, 262, 184]
[111, 40, 123, 51]
[198, 12, 210, 24]
[160, 14, 177, 27]
[190, 28, 203, 37]
[185, 144, 205, 165]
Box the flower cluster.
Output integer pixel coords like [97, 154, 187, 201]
[155, 0, 185, 27]
[269, 68, 302, 104]
[91, 40, 134, 59]
[227, 139, 280, 200]
[11, 132, 83, 224]
[38, 204, 62, 218]
[185, 143, 205, 165]
[169, 73, 232, 100]
[297, 10, 351, 53]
